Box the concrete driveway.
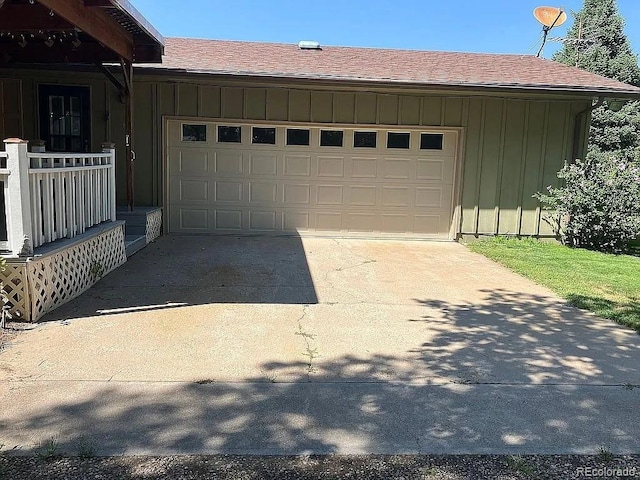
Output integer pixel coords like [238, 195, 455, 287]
[0, 236, 638, 455]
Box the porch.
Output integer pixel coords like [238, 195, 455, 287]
[0, 0, 165, 322]
[0, 139, 161, 322]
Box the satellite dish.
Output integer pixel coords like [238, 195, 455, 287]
[534, 6, 567, 29]
[533, 6, 567, 57]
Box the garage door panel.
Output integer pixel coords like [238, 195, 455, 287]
[349, 186, 377, 207]
[317, 156, 345, 177]
[175, 207, 210, 231]
[168, 120, 457, 238]
[249, 182, 278, 204]
[248, 152, 278, 176]
[381, 214, 412, 233]
[383, 158, 412, 179]
[283, 211, 309, 231]
[351, 157, 378, 178]
[284, 155, 312, 176]
[249, 211, 277, 231]
[416, 158, 457, 182]
[415, 186, 453, 209]
[316, 212, 343, 231]
[382, 186, 411, 207]
[168, 147, 210, 175]
[347, 213, 376, 232]
[179, 179, 209, 203]
[283, 184, 311, 204]
[215, 151, 243, 175]
[316, 185, 344, 205]
[214, 181, 243, 202]
[168, 176, 210, 204]
[215, 210, 243, 230]
[414, 214, 447, 235]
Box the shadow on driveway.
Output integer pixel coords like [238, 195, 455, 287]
[43, 235, 319, 321]
[4, 239, 639, 455]
[3, 356, 638, 456]
[4, 289, 639, 456]
[408, 289, 640, 385]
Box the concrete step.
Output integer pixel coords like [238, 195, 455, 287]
[124, 235, 147, 257]
[117, 210, 152, 226]
[117, 207, 162, 250]
[117, 212, 146, 237]
[124, 224, 146, 236]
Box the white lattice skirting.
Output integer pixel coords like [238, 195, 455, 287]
[146, 208, 162, 243]
[2, 222, 126, 321]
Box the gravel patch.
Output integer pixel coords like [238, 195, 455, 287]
[0, 321, 36, 353]
[0, 455, 638, 479]
[0, 325, 18, 353]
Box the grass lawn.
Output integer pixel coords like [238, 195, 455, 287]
[466, 237, 640, 333]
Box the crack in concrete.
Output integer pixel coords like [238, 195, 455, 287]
[330, 238, 375, 262]
[319, 239, 379, 302]
[294, 305, 319, 382]
[325, 239, 377, 276]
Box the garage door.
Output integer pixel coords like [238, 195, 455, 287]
[167, 120, 458, 238]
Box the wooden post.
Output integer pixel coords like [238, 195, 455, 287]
[102, 142, 117, 222]
[121, 59, 134, 211]
[4, 138, 33, 256]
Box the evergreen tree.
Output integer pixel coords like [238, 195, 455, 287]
[553, 0, 640, 162]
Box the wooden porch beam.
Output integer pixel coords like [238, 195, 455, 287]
[0, 43, 120, 64]
[83, 0, 112, 6]
[0, 5, 73, 30]
[96, 62, 126, 96]
[120, 57, 132, 94]
[36, 0, 134, 61]
[0, 42, 161, 64]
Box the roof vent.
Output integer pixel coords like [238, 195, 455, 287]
[298, 40, 321, 50]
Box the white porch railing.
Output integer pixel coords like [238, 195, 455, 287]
[1, 139, 117, 256]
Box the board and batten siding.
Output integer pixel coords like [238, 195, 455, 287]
[0, 69, 128, 204]
[0, 78, 24, 142]
[0, 68, 591, 238]
[134, 80, 588, 237]
[461, 98, 587, 236]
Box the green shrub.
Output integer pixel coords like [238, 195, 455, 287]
[535, 154, 640, 253]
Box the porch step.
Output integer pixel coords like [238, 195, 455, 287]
[117, 210, 147, 231]
[124, 235, 146, 257]
[124, 224, 146, 236]
[116, 206, 161, 239]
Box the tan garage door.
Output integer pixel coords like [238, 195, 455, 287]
[167, 120, 457, 238]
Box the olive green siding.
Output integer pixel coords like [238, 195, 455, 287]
[0, 69, 130, 205]
[0, 78, 24, 141]
[0, 68, 591, 237]
[461, 98, 584, 236]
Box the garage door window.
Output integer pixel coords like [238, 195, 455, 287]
[287, 128, 310, 146]
[183, 124, 207, 142]
[252, 127, 276, 145]
[354, 131, 377, 148]
[218, 126, 241, 143]
[387, 132, 410, 149]
[320, 130, 344, 147]
[420, 133, 443, 150]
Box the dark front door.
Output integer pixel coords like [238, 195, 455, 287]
[38, 85, 90, 152]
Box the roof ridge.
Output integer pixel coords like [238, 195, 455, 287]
[164, 37, 544, 58]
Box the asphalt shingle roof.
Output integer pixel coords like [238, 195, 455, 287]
[143, 38, 640, 96]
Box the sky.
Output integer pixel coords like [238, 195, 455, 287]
[132, 0, 640, 58]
